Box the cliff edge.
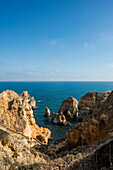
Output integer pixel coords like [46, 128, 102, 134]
[0, 90, 51, 144]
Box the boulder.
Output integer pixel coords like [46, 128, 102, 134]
[44, 107, 50, 118]
[0, 90, 51, 144]
[59, 96, 78, 118]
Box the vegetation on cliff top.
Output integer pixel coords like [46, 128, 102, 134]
[0, 129, 9, 146]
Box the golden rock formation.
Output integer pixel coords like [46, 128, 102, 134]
[79, 91, 111, 111]
[65, 91, 113, 147]
[0, 90, 51, 144]
[59, 96, 78, 118]
[44, 107, 50, 118]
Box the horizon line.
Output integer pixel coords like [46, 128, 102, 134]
[0, 80, 113, 82]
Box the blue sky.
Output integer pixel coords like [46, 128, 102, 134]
[0, 0, 113, 81]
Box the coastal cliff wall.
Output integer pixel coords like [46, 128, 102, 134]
[79, 91, 111, 111]
[65, 90, 113, 147]
[0, 90, 51, 144]
[0, 89, 113, 169]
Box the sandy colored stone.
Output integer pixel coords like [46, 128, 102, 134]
[59, 96, 78, 118]
[0, 129, 46, 170]
[65, 90, 113, 147]
[79, 91, 111, 111]
[0, 90, 51, 144]
[44, 107, 50, 118]
[52, 112, 70, 126]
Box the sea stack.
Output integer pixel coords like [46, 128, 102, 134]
[59, 96, 78, 118]
[44, 107, 50, 118]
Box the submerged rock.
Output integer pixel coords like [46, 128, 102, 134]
[0, 90, 51, 144]
[59, 96, 78, 118]
[44, 107, 50, 118]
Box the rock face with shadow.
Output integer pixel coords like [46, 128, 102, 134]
[79, 91, 111, 112]
[59, 96, 79, 118]
[0, 90, 51, 144]
[65, 90, 113, 147]
[78, 91, 111, 121]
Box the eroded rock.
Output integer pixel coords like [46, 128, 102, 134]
[52, 112, 70, 126]
[0, 90, 51, 144]
[59, 96, 78, 118]
[65, 90, 113, 147]
[44, 107, 50, 118]
[79, 91, 111, 112]
[0, 129, 46, 170]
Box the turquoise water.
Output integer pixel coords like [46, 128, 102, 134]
[0, 81, 113, 141]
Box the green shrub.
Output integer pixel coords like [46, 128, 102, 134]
[9, 164, 15, 170]
[12, 151, 19, 158]
[0, 129, 9, 146]
[66, 154, 75, 164]
[30, 148, 37, 157]
[2, 136, 9, 146]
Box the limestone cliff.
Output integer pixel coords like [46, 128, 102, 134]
[0, 90, 51, 144]
[79, 91, 111, 111]
[0, 129, 47, 170]
[65, 90, 113, 147]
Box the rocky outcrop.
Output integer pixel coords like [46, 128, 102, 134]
[0, 90, 51, 144]
[0, 129, 46, 170]
[59, 96, 78, 118]
[65, 90, 113, 147]
[44, 107, 50, 118]
[20, 91, 36, 110]
[51, 112, 70, 126]
[19, 132, 113, 170]
[79, 107, 90, 118]
[66, 135, 113, 170]
[79, 91, 111, 112]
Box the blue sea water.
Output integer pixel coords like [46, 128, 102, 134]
[0, 81, 113, 142]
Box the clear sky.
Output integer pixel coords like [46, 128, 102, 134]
[0, 0, 113, 81]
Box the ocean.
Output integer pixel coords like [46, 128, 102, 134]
[0, 81, 113, 142]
